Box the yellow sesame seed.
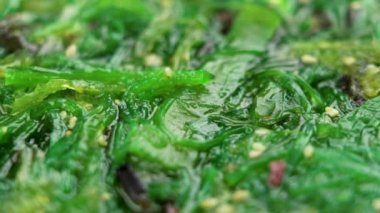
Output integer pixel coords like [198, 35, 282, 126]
[84, 103, 93, 110]
[65, 44, 78, 58]
[114, 99, 122, 106]
[232, 190, 250, 202]
[325, 106, 340, 118]
[68, 116, 78, 129]
[98, 135, 108, 147]
[144, 54, 162, 67]
[249, 149, 264, 159]
[60, 111, 68, 119]
[164, 67, 173, 78]
[36, 149, 45, 159]
[252, 142, 266, 151]
[373, 198, 380, 211]
[304, 144, 314, 159]
[200, 197, 218, 209]
[350, 2, 361, 10]
[101, 192, 112, 201]
[366, 64, 379, 74]
[255, 128, 271, 136]
[216, 204, 234, 213]
[65, 130, 72, 137]
[225, 163, 236, 172]
[342, 56, 356, 66]
[301, 54, 318, 65]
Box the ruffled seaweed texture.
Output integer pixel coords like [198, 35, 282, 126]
[0, 0, 380, 213]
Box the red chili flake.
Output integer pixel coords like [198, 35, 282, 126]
[268, 160, 287, 187]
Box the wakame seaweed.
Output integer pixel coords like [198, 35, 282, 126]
[0, 0, 380, 212]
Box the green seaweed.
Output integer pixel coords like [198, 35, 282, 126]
[0, 0, 379, 212]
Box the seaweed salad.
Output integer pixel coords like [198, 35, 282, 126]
[0, 0, 380, 212]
